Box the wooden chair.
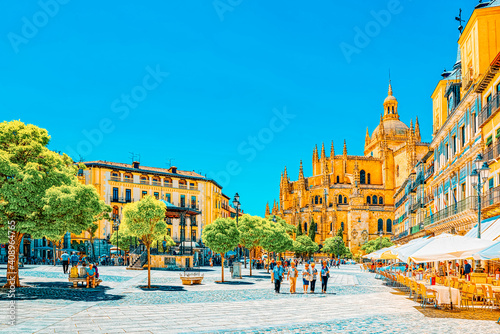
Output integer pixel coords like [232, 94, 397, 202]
[482, 285, 496, 310]
[474, 284, 485, 308]
[413, 281, 422, 302]
[460, 283, 474, 309]
[420, 283, 436, 309]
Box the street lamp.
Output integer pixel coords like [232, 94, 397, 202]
[113, 214, 121, 258]
[470, 153, 490, 273]
[232, 193, 241, 260]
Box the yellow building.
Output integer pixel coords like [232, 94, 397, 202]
[73, 160, 227, 254]
[393, 1, 500, 244]
[271, 85, 429, 253]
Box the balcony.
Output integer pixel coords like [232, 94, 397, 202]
[410, 199, 423, 213]
[424, 165, 434, 180]
[423, 196, 477, 227]
[410, 224, 422, 234]
[391, 230, 409, 241]
[478, 93, 500, 128]
[484, 140, 500, 162]
[110, 196, 133, 204]
[482, 185, 500, 218]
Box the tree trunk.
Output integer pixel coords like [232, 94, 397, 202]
[249, 247, 253, 277]
[221, 253, 224, 282]
[3, 231, 23, 288]
[267, 253, 270, 273]
[53, 243, 56, 266]
[147, 246, 151, 288]
[244, 249, 247, 269]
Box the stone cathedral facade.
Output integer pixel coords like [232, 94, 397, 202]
[267, 84, 429, 254]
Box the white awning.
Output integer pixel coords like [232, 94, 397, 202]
[464, 216, 500, 241]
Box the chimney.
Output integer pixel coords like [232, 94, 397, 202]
[169, 166, 177, 174]
[133, 161, 140, 169]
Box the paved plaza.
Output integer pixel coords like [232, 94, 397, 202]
[0, 264, 499, 333]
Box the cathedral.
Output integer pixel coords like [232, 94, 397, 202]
[267, 83, 429, 254]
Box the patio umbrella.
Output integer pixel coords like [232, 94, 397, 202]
[61, 248, 79, 253]
[408, 234, 495, 263]
[34, 246, 54, 251]
[390, 234, 442, 263]
[473, 240, 500, 260]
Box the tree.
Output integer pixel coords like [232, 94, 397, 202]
[237, 214, 265, 276]
[296, 220, 302, 236]
[260, 220, 293, 269]
[265, 215, 296, 236]
[323, 236, 347, 258]
[336, 228, 344, 238]
[293, 235, 319, 259]
[360, 237, 394, 255]
[0, 121, 109, 287]
[202, 218, 240, 282]
[308, 218, 316, 242]
[120, 195, 168, 288]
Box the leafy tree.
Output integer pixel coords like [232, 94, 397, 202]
[0, 121, 109, 287]
[360, 237, 394, 255]
[202, 217, 240, 282]
[237, 214, 265, 276]
[323, 236, 347, 258]
[308, 218, 316, 242]
[120, 195, 168, 288]
[336, 228, 344, 238]
[260, 220, 293, 269]
[296, 220, 302, 236]
[293, 235, 319, 259]
[265, 215, 296, 236]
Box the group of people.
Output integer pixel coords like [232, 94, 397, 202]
[61, 251, 100, 288]
[272, 260, 331, 294]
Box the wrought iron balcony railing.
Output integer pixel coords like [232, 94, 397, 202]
[423, 196, 477, 227]
[478, 93, 500, 128]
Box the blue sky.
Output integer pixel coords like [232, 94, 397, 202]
[1, 0, 475, 215]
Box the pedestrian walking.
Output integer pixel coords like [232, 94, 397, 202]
[287, 262, 298, 294]
[70, 252, 79, 267]
[273, 260, 285, 293]
[302, 263, 311, 294]
[61, 251, 70, 274]
[310, 262, 318, 293]
[321, 260, 330, 293]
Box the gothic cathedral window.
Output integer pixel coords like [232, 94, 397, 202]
[360, 170, 366, 184]
[367, 196, 371, 204]
[378, 219, 384, 233]
[386, 219, 392, 233]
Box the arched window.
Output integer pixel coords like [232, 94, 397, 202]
[367, 173, 371, 184]
[338, 195, 342, 203]
[360, 170, 366, 184]
[341, 222, 344, 231]
[367, 196, 371, 204]
[343, 196, 347, 204]
[386, 219, 392, 233]
[378, 219, 384, 233]
[379, 196, 384, 205]
[319, 197, 322, 204]
[336, 176, 340, 183]
[315, 196, 319, 204]
[330, 223, 333, 232]
[372, 195, 377, 205]
[304, 222, 308, 233]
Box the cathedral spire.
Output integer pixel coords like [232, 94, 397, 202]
[321, 142, 326, 159]
[265, 202, 270, 216]
[284, 166, 288, 180]
[365, 127, 370, 145]
[313, 144, 318, 161]
[343, 140, 347, 156]
[330, 140, 335, 157]
[415, 116, 421, 140]
[383, 80, 399, 120]
[299, 160, 304, 180]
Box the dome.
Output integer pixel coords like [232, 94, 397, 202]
[371, 119, 409, 138]
[384, 95, 397, 103]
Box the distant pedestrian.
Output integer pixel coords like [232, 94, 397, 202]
[310, 263, 318, 293]
[273, 261, 285, 293]
[321, 261, 330, 293]
[70, 252, 79, 267]
[61, 251, 70, 274]
[287, 262, 298, 294]
[302, 263, 311, 294]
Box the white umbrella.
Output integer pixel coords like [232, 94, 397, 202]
[408, 234, 495, 263]
[391, 234, 446, 263]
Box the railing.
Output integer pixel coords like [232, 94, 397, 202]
[392, 230, 409, 241]
[151, 181, 161, 186]
[110, 177, 121, 182]
[179, 184, 188, 189]
[425, 164, 434, 180]
[110, 196, 133, 203]
[484, 140, 500, 162]
[423, 196, 477, 227]
[107, 178, 199, 191]
[410, 199, 423, 213]
[478, 93, 500, 128]
[179, 202, 200, 210]
[395, 194, 408, 208]
[140, 180, 149, 185]
[482, 185, 500, 210]
[410, 225, 421, 234]
[423, 195, 434, 206]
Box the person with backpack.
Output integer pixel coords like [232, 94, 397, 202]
[321, 260, 330, 293]
[287, 261, 299, 294]
[310, 262, 318, 293]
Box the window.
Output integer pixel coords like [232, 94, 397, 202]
[451, 135, 456, 156]
[360, 170, 366, 184]
[190, 182, 195, 189]
[142, 190, 148, 198]
[473, 112, 477, 133]
[461, 183, 466, 201]
[112, 187, 118, 200]
[167, 228, 171, 236]
[336, 176, 340, 183]
[319, 197, 322, 204]
[386, 219, 392, 233]
[338, 195, 342, 203]
[445, 143, 449, 161]
[367, 173, 371, 184]
[367, 196, 371, 204]
[154, 192, 159, 199]
[486, 135, 493, 147]
[191, 230, 196, 241]
[140, 176, 148, 184]
[330, 223, 333, 232]
[125, 189, 131, 202]
[343, 196, 347, 204]
[315, 196, 319, 204]
[304, 223, 308, 233]
[378, 219, 384, 233]
[460, 126, 465, 147]
[340, 222, 344, 231]
[379, 196, 384, 205]
[180, 195, 185, 207]
[124, 174, 131, 181]
[191, 196, 196, 208]
[165, 193, 171, 203]
[372, 195, 378, 205]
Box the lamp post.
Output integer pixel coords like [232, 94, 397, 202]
[470, 153, 490, 273]
[232, 193, 241, 260]
[113, 214, 121, 259]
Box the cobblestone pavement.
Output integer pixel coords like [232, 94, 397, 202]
[0, 264, 499, 333]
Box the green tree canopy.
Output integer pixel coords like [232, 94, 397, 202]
[322, 236, 347, 258]
[237, 214, 265, 276]
[296, 220, 302, 236]
[121, 195, 167, 288]
[308, 218, 316, 242]
[260, 220, 294, 256]
[0, 121, 109, 286]
[265, 215, 296, 236]
[293, 235, 319, 258]
[360, 237, 394, 255]
[202, 217, 240, 282]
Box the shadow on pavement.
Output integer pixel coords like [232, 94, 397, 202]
[214, 281, 254, 285]
[138, 285, 186, 291]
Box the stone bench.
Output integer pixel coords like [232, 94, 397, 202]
[68, 277, 102, 288]
[179, 274, 204, 285]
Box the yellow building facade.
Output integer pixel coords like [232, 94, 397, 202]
[271, 86, 429, 254]
[73, 160, 228, 252]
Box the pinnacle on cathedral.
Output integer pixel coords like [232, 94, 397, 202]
[313, 144, 318, 161]
[321, 142, 326, 160]
[415, 116, 421, 140]
[330, 140, 334, 157]
[343, 139, 347, 156]
[298, 160, 304, 180]
[265, 202, 270, 216]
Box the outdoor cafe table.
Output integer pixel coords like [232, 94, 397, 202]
[425, 284, 461, 307]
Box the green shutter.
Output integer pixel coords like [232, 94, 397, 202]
[486, 135, 493, 146]
[496, 128, 500, 139]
